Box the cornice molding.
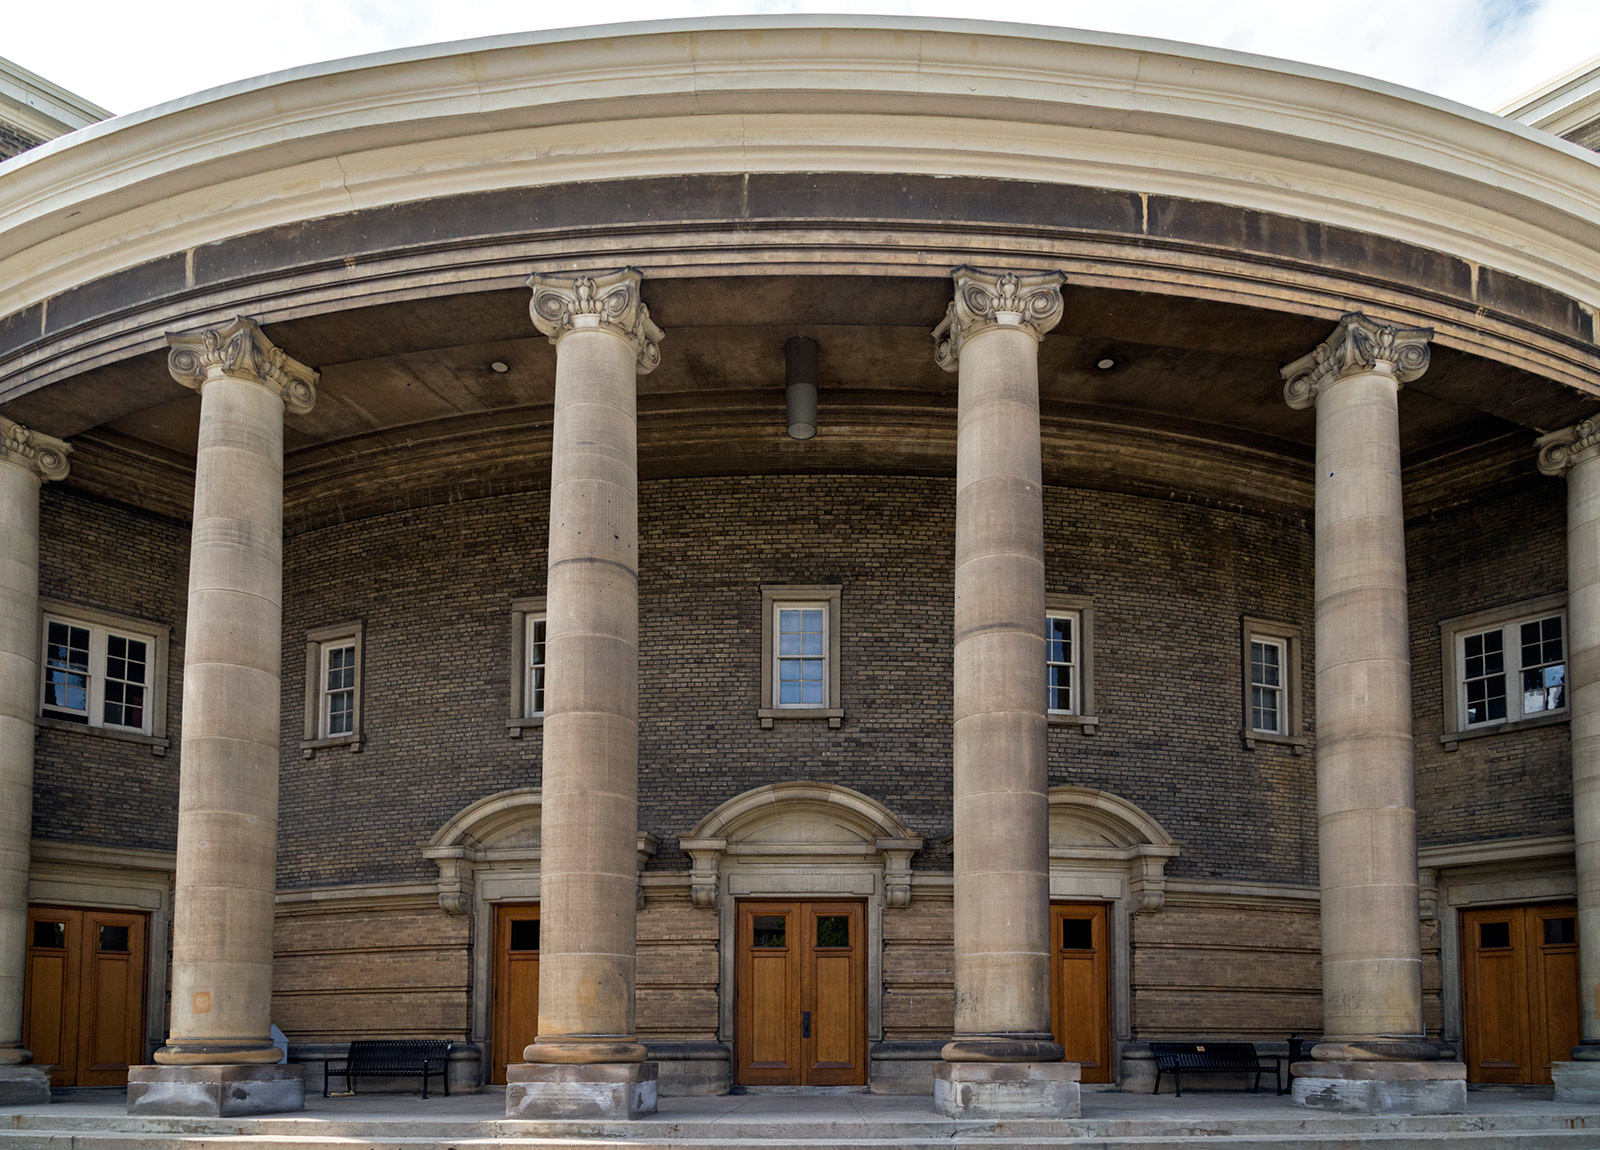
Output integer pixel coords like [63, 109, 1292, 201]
[1537, 417, 1600, 477]
[1281, 312, 1433, 410]
[932, 266, 1065, 371]
[0, 413, 70, 481]
[527, 269, 663, 374]
[167, 316, 318, 412]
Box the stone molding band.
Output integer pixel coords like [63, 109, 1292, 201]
[527, 268, 664, 374]
[167, 316, 319, 413]
[0, 415, 70, 482]
[1281, 312, 1433, 409]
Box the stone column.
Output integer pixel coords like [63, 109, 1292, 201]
[1281, 313, 1464, 1114]
[930, 267, 1079, 1119]
[1536, 419, 1600, 1102]
[127, 318, 315, 1118]
[508, 269, 662, 1120]
[0, 417, 69, 1105]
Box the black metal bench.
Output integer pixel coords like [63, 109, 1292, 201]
[1151, 1041, 1283, 1096]
[323, 1039, 453, 1098]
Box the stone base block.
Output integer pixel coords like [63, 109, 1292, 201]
[1552, 1060, 1600, 1103]
[0, 1065, 51, 1105]
[127, 1064, 305, 1116]
[505, 1061, 657, 1119]
[932, 1060, 1081, 1119]
[1290, 1059, 1465, 1115]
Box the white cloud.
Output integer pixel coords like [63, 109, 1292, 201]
[6, 0, 1597, 116]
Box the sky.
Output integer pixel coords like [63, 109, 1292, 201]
[7, 0, 1600, 119]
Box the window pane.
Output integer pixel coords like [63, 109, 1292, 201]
[1479, 921, 1511, 948]
[509, 919, 540, 951]
[44, 669, 88, 716]
[816, 915, 850, 947]
[1545, 917, 1577, 946]
[752, 916, 786, 948]
[1061, 919, 1093, 949]
[98, 924, 130, 953]
[1047, 665, 1072, 712]
[32, 921, 65, 949]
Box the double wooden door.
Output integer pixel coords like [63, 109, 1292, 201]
[1462, 902, 1580, 1084]
[735, 900, 866, 1086]
[23, 906, 147, 1086]
[1050, 903, 1112, 1083]
[491, 904, 540, 1084]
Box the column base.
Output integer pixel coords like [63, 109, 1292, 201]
[127, 1064, 305, 1117]
[1290, 1060, 1465, 1114]
[1551, 1061, 1600, 1103]
[932, 1060, 1081, 1119]
[0, 1065, 51, 1105]
[505, 1061, 658, 1119]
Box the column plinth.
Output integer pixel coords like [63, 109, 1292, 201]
[1536, 419, 1600, 1101]
[136, 317, 316, 1117]
[0, 417, 70, 1104]
[1281, 313, 1463, 1115]
[513, 270, 661, 1118]
[932, 267, 1075, 1119]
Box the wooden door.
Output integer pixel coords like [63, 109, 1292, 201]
[1050, 903, 1112, 1084]
[1462, 903, 1579, 1084]
[23, 906, 146, 1086]
[735, 900, 865, 1086]
[491, 904, 540, 1084]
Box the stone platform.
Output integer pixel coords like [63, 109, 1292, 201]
[3, 1085, 1598, 1148]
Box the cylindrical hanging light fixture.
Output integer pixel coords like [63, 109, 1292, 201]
[785, 336, 819, 440]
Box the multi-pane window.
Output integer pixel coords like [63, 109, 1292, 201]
[775, 606, 827, 706]
[1459, 612, 1565, 728]
[40, 615, 155, 734]
[322, 643, 357, 737]
[1249, 638, 1285, 734]
[1046, 611, 1077, 714]
[524, 614, 547, 717]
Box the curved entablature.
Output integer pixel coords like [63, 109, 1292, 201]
[678, 782, 924, 908]
[1, 17, 1599, 404]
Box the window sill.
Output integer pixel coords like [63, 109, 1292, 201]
[36, 716, 169, 756]
[300, 734, 364, 759]
[759, 708, 844, 730]
[507, 717, 545, 738]
[1242, 730, 1309, 754]
[1048, 713, 1099, 734]
[1441, 711, 1568, 751]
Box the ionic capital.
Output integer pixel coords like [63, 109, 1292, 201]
[1281, 312, 1432, 409]
[1537, 418, 1600, 477]
[167, 316, 318, 413]
[0, 414, 70, 482]
[932, 266, 1066, 373]
[527, 268, 664, 375]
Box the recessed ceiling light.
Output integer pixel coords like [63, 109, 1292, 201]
[490, 361, 510, 373]
[1096, 358, 1116, 370]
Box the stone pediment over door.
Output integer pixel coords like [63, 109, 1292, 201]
[677, 782, 924, 908]
[1048, 786, 1180, 911]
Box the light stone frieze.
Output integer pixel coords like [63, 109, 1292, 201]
[527, 268, 664, 374]
[1281, 312, 1433, 409]
[933, 266, 1065, 371]
[0, 414, 70, 481]
[166, 316, 318, 413]
[1537, 417, 1600, 476]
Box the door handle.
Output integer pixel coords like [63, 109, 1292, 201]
[802, 1011, 811, 1039]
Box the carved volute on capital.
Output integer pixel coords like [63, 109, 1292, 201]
[1537, 418, 1600, 477]
[1281, 312, 1433, 410]
[932, 266, 1066, 373]
[167, 316, 318, 413]
[0, 414, 70, 482]
[527, 268, 665, 375]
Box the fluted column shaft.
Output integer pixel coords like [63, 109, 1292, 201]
[0, 419, 69, 1063]
[1537, 421, 1600, 1050]
[156, 319, 316, 1065]
[936, 268, 1065, 1059]
[525, 270, 662, 1064]
[1284, 314, 1432, 1047]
